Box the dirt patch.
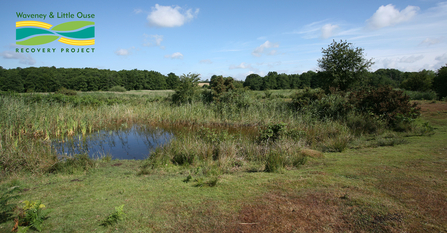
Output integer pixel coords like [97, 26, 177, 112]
[416, 101, 447, 114]
[376, 172, 447, 231]
[234, 191, 344, 232]
[230, 190, 407, 233]
[112, 163, 122, 167]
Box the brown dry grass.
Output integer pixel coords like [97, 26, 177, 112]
[301, 149, 324, 158]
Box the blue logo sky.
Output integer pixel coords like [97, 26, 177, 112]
[1, 0, 447, 80]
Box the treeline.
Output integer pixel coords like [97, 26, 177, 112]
[243, 68, 447, 99]
[0, 66, 181, 92]
[244, 69, 430, 91]
[0, 66, 445, 99]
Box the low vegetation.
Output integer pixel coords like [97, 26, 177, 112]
[1, 40, 446, 231]
[0, 86, 445, 231]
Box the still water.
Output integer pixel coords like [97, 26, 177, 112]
[52, 124, 174, 160]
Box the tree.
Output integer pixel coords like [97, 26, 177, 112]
[262, 71, 278, 90]
[434, 65, 447, 99]
[400, 69, 434, 92]
[166, 72, 180, 90]
[172, 73, 201, 104]
[317, 40, 374, 91]
[244, 73, 263, 90]
[276, 73, 290, 89]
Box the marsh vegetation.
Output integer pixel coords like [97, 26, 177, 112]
[1, 41, 446, 232]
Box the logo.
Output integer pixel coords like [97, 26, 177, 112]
[16, 20, 95, 46]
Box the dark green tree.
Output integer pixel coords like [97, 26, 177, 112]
[400, 69, 435, 92]
[244, 73, 263, 90]
[276, 73, 290, 89]
[318, 40, 374, 91]
[289, 74, 301, 89]
[166, 72, 180, 90]
[263, 71, 278, 90]
[434, 65, 447, 99]
[301, 71, 316, 88]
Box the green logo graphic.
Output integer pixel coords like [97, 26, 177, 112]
[16, 21, 95, 46]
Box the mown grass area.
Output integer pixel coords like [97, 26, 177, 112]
[0, 90, 446, 232]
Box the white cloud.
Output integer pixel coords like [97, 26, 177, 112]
[321, 24, 339, 39]
[164, 52, 183, 59]
[367, 4, 419, 29]
[143, 34, 165, 49]
[229, 62, 252, 69]
[200, 59, 212, 64]
[115, 46, 136, 56]
[399, 55, 424, 63]
[252, 41, 279, 57]
[268, 50, 277, 56]
[420, 37, 443, 46]
[1, 51, 35, 65]
[115, 49, 129, 56]
[134, 9, 143, 14]
[147, 4, 199, 28]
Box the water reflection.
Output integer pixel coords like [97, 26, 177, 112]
[52, 124, 174, 160]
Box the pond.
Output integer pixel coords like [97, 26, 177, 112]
[52, 124, 174, 160]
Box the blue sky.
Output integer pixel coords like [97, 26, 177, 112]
[1, 0, 447, 80]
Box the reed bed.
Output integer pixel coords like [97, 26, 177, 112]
[1, 90, 418, 177]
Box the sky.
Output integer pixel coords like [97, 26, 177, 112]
[1, 0, 447, 80]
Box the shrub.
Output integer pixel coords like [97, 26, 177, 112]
[403, 90, 437, 100]
[310, 93, 351, 120]
[197, 128, 232, 145]
[172, 152, 195, 166]
[108, 86, 127, 92]
[100, 205, 126, 227]
[346, 112, 385, 136]
[258, 123, 287, 143]
[172, 73, 201, 105]
[290, 88, 325, 110]
[348, 86, 420, 127]
[265, 151, 284, 173]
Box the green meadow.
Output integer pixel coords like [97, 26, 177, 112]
[0, 87, 446, 232]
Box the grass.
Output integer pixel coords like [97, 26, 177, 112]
[0, 90, 446, 232]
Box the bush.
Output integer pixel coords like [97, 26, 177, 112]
[172, 152, 195, 166]
[403, 90, 437, 100]
[346, 112, 385, 136]
[290, 88, 351, 120]
[265, 151, 284, 173]
[172, 73, 201, 105]
[290, 88, 325, 110]
[258, 123, 287, 143]
[310, 93, 351, 120]
[108, 86, 127, 92]
[348, 86, 420, 127]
